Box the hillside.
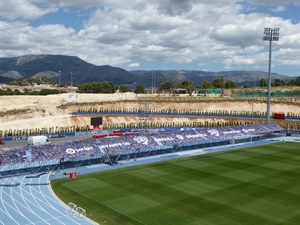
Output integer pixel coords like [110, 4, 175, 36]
[0, 54, 295, 88]
[0, 55, 142, 86]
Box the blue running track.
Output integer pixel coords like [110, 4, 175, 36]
[0, 173, 97, 225]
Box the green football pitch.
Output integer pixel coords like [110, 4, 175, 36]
[51, 142, 300, 225]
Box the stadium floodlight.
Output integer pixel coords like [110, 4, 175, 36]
[263, 27, 280, 123]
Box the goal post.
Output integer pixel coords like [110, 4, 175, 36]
[75, 207, 86, 219]
[66, 202, 86, 220]
[66, 202, 77, 215]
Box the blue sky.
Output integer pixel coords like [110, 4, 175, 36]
[0, 0, 299, 77]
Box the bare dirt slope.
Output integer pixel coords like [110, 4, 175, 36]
[0, 93, 135, 130]
[0, 93, 299, 131]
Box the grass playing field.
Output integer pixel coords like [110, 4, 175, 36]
[51, 142, 300, 225]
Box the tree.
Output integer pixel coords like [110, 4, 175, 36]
[272, 78, 285, 87]
[259, 78, 267, 87]
[179, 80, 194, 95]
[5, 88, 14, 95]
[14, 89, 22, 95]
[186, 81, 194, 96]
[212, 79, 220, 88]
[219, 75, 225, 96]
[172, 75, 178, 87]
[134, 84, 145, 94]
[39, 89, 59, 95]
[78, 83, 95, 93]
[180, 80, 190, 88]
[160, 81, 172, 92]
[100, 81, 117, 93]
[119, 84, 131, 93]
[293, 77, 300, 86]
[203, 80, 209, 96]
[225, 80, 237, 89]
[157, 76, 163, 92]
[78, 81, 116, 93]
[294, 77, 300, 86]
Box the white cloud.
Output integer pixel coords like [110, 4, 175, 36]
[0, 0, 57, 20]
[128, 63, 140, 68]
[0, 0, 299, 76]
[224, 56, 256, 68]
[270, 6, 287, 13]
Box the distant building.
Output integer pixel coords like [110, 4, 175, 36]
[172, 88, 187, 95]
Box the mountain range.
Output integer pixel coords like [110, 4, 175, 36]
[0, 54, 295, 88]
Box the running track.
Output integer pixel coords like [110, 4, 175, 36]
[0, 173, 97, 225]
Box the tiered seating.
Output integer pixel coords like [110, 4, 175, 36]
[0, 123, 284, 170]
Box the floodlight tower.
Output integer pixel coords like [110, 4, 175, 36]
[263, 27, 279, 123]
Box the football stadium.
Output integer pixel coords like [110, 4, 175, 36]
[1, 116, 300, 224]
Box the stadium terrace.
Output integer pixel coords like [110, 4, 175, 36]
[0, 122, 285, 177]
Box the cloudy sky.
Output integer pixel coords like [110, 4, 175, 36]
[0, 0, 299, 77]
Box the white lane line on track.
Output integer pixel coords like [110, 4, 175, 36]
[23, 175, 61, 225]
[10, 176, 36, 224]
[46, 172, 99, 225]
[2, 175, 62, 225]
[9, 176, 50, 225]
[8, 176, 34, 224]
[0, 178, 22, 225]
[35, 174, 81, 225]
[1, 175, 73, 225]
[28, 173, 85, 225]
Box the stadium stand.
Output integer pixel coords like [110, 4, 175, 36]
[0, 123, 284, 176]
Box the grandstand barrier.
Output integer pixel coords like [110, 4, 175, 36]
[66, 202, 86, 220]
